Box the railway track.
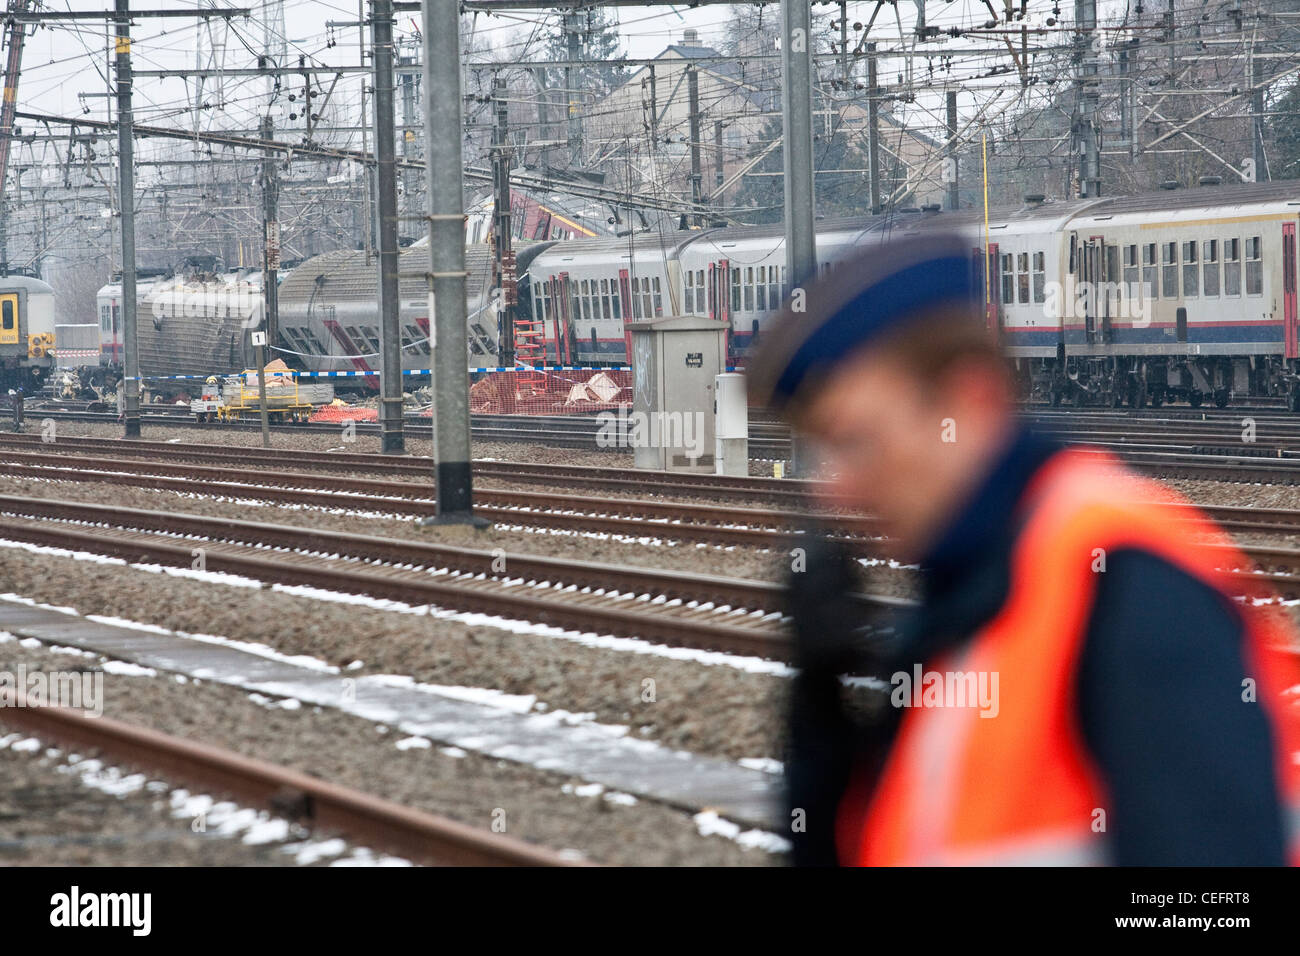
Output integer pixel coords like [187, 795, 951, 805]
[0, 432, 814, 506]
[0, 694, 575, 866]
[27, 403, 1300, 474]
[0, 494, 902, 660]
[0, 445, 872, 549]
[21, 406, 795, 455]
[8, 432, 1300, 540]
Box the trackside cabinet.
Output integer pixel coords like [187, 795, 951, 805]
[626, 315, 728, 473]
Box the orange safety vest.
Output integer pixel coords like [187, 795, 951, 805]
[837, 448, 1300, 866]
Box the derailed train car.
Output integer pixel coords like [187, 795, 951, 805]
[94, 271, 264, 384]
[275, 240, 555, 377]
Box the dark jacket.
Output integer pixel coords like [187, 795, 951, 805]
[786, 429, 1287, 866]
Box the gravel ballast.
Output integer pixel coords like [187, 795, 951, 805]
[0, 639, 780, 866]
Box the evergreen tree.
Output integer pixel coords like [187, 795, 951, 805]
[543, 8, 628, 100]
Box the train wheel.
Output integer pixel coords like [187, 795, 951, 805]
[1214, 389, 1230, 409]
[1188, 391, 1203, 409]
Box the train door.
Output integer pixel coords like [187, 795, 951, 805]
[1284, 222, 1297, 360]
[557, 271, 574, 365]
[715, 258, 731, 363]
[0, 293, 18, 345]
[978, 242, 1001, 333]
[1082, 236, 1099, 344]
[618, 268, 633, 364]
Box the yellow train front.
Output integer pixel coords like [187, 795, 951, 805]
[0, 274, 56, 394]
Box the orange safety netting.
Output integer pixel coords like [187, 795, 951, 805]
[309, 404, 379, 423]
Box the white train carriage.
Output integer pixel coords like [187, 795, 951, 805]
[1046, 182, 1300, 407]
[674, 217, 888, 358]
[0, 274, 57, 392]
[525, 234, 685, 365]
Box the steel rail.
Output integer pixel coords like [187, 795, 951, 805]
[0, 693, 576, 867]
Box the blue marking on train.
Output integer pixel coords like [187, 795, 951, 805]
[124, 366, 631, 382]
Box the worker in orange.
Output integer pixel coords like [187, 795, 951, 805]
[749, 231, 1300, 866]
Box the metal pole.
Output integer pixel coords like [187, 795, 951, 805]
[259, 114, 278, 449]
[565, 12, 581, 165]
[946, 89, 959, 211]
[866, 43, 881, 214]
[648, 63, 657, 147]
[688, 65, 702, 227]
[401, 48, 418, 215]
[1076, 0, 1100, 197]
[373, 0, 405, 454]
[492, 75, 515, 372]
[423, 0, 479, 523]
[359, 0, 372, 262]
[781, 0, 817, 477]
[714, 118, 724, 221]
[255, 341, 270, 447]
[115, 0, 140, 438]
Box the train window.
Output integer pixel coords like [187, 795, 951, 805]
[731, 268, 741, 313]
[683, 271, 695, 314]
[360, 326, 381, 354]
[781, 266, 788, 301]
[1246, 236, 1263, 295]
[767, 268, 779, 310]
[100, 306, 112, 332]
[1000, 254, 1014, 305]
[1142, 243, 1157, 299]
[1202, 240, 1220, 297]
[1032, 252, 1046, 303]
[743, 268, 754, 312]
[405, 325, 430, 355]
[1181, 242, 1198, 297]
[1, 298, 14, 338]
[652, 276, 663, 316]
[1224, 238, 1241, 296]
[697, 270, 706, 313]
[1068, 235, 1077, 275]
[1162, 242, 1177, 298]
[756, 266, 768, 312]
[707, 271, 715, 317]
[1123, 244, 1139, 296]
[1017, 252, 1030, 304]
[602, 279, 615, 320]
[300, 328, 325, 355]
